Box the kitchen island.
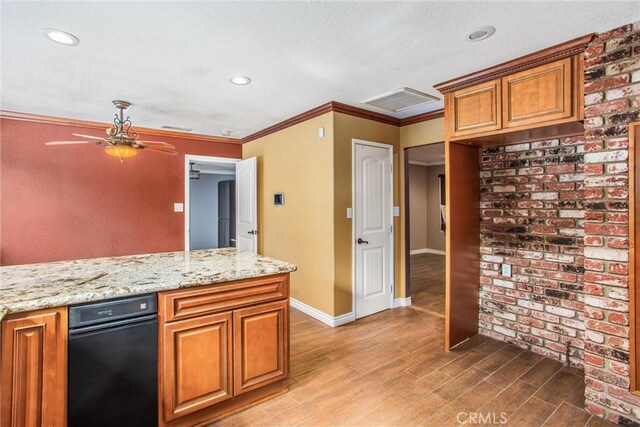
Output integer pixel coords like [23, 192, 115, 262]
[0, 248, 296, 426]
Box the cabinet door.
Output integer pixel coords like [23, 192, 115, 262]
[161, 312, 233, 422]
[448, 79, 501, 137]
[503, 58, 573, 128]
[233, 300, 288, 395]
[1, 308, 67, 427]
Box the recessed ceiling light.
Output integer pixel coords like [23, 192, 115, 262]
[44, 28, 79, 46]
[229, 76, 251, 85]
[221, 130, 232, 136]
[467, 26, 496, 42]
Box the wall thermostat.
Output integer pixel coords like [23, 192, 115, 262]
[274, 193, 284, 206]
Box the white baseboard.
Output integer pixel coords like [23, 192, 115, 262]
[290, 298, 355, 327]
[410, 248, 446, 256]
[393, 297, 412, 308]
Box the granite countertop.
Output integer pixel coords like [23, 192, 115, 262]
[0, 248, 297, 321]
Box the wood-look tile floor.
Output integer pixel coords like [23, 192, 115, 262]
[410, 253, 445, 316]
[214, 308, 613, 427]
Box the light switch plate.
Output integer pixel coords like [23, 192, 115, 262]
[174, 203, 184, 212]
[501, 263, 512, 277]
[393, 206, 400, 217]
[318, 127, 325, 138]
[346, 207, 353, 219]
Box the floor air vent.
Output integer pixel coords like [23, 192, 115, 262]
[361, 87, 440, 112]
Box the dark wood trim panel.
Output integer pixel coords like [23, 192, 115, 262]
[400, 109, 444, 126]
[445, 141, 480, 350]
[404, 147, 412, 299]
[630, 121, 639, 393]
[434, 33, 595, 94]
[0, 110, 242, 145]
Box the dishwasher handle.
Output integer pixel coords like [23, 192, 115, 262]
[69, 314, 157, 336]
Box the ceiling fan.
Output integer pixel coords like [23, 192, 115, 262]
[45, 100, 178, 162]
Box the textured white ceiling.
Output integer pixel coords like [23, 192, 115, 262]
[1, 1, 638, 138]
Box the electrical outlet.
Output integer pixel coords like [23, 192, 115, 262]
[501, 263, 512, 277]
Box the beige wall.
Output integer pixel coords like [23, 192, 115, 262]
[426, 164, 446, 251]
[333, 112, 400, 315]
[243, 112, 444, 316]
[242, 113, 336, 315]
[409, 164, 428, 250]
[397, 118, 445, 297]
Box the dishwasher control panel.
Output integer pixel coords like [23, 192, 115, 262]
[69, 294, 157, 329]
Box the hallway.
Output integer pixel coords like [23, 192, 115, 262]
[410, 253, 445, 317]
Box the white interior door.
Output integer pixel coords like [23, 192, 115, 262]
[236, 157, 257, 253]
[354, 141, 393, 319]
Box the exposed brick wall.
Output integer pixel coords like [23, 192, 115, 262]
[582, 21, 640, 424]
[477, 20, 640, 425]
[478, 137, 586, 365]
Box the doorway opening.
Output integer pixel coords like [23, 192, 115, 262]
[184, 155, 239, 251]
[404, 142, 446, 318]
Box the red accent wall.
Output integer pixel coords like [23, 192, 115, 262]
[0, 118, 241, 266]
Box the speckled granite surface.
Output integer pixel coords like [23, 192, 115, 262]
[0, 248, 296, 320]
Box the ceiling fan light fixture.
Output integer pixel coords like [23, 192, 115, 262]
[104, 145, 138, 161]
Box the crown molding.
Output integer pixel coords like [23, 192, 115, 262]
[399, 109, 444, 126]
[434, 33, 595, 94]
[0, 110, 242, 145]
[241, 102, 444, 143]
[241, 102, 335, 143]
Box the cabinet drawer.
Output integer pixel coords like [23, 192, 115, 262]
[160, 274, 289, 322]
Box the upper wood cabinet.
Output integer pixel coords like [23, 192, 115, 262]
[448, 79, 502, 138]
[436, 34, 593, 145]
[502, 58, 573, 128]
[1, 307, 67, 427]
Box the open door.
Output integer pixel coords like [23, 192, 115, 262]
[235, 157, 257, 253]
[445, 141, 480, 350]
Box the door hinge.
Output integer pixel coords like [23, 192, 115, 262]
[388, 164, 393, 173]
[388, 225, 393, 234]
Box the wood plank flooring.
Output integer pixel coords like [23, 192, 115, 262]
[213, 307, 612, 426]
[410, 253, 445, 316]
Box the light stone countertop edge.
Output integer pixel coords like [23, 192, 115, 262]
[0, 248, 297, 321]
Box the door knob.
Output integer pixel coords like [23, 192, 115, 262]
[357, 238, 369, 245]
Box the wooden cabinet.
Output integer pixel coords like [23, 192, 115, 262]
[436, 35, 591, 145]
[162, 312, 233, 421]
[502, 58, 574, 128]
[233, 301, 288, 395]
[448, 79, 501, 138]
[158, 274, 290, 426]
[1, 307, 67, 427]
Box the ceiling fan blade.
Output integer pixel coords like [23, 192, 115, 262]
[137, 140, 175, 148]
[72, 133, 105, 141]
[45, 140, 91, 145]
[143, 146, 178, 155]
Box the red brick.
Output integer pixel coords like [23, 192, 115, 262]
[584, 75, 629, 94]
[608, 312, 629, 326]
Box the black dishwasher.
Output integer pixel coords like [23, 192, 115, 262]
[68, 294, 158, 427]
